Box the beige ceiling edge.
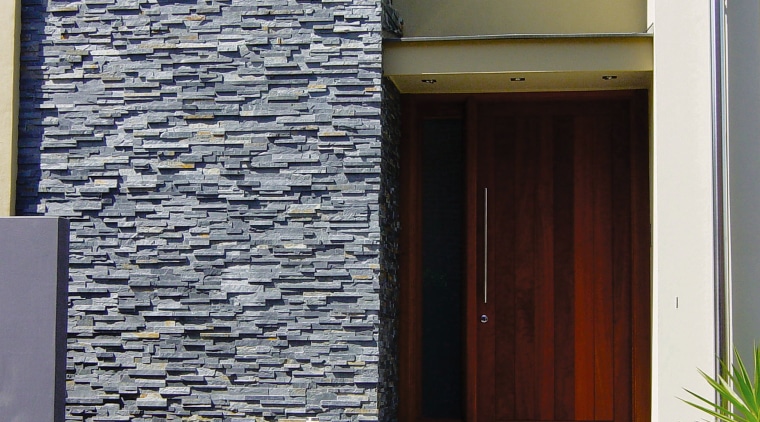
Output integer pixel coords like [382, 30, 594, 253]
[392, 0, 647, 37]
[0, 0, 20, 216]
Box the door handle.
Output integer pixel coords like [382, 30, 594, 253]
[484, 187, 488, 304]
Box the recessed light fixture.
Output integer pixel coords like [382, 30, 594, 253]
[510, 77, 526, 82]
[421, 79, 437, 84]
[602, 75, 618, 80]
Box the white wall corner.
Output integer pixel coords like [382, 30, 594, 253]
[652, 0, 716, 420]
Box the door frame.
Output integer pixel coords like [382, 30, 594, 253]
[398, 91, 651, 422]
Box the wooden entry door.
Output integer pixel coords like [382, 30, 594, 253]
[473, 96, 650, 422]
[399, 92, 650, 422]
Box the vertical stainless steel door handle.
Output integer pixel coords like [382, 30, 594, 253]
[484, 187, 488, 304]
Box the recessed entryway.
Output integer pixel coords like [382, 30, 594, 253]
[399, 91, 651, 422]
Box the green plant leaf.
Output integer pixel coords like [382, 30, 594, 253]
[682, 389, 747, 422]
[682, 346, 760, 422]
[697, 368, 748, 416]
[754, 346, 760, 418]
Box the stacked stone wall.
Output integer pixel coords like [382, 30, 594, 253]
[18, 0, 383, 420]
[377, 78, 400, 422]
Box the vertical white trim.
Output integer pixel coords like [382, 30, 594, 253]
[710, 0, 731, 378]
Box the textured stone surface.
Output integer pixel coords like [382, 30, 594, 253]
[377, 78, 400, 422]
[18, 0, 384, 420]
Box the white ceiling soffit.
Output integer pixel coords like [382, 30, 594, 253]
[383, 35, 653, 94]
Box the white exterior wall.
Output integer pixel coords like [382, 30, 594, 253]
[652, 0, 717, 420]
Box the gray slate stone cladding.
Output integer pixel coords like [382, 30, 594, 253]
[17, 0, 392, 420]
[377, 78, 400, 422]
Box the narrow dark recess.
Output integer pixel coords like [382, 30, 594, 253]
[420, 118, 465, 419]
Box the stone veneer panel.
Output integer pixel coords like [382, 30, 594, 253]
[18, 0, 383, 420]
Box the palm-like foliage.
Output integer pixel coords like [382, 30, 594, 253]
[683, 346, 760, 422]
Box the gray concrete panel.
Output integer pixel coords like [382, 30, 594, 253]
[727, 0, 760, 367]
[0, 217, 69, 422]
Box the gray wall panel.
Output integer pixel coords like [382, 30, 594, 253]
[0, 217, 69, 422]
[728, 0, 760, 365]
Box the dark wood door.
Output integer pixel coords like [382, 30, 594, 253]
[472, 98, 649, 422]
[399, 92, 650, 422]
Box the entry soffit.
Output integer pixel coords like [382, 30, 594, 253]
[383, 34, 653, 94]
